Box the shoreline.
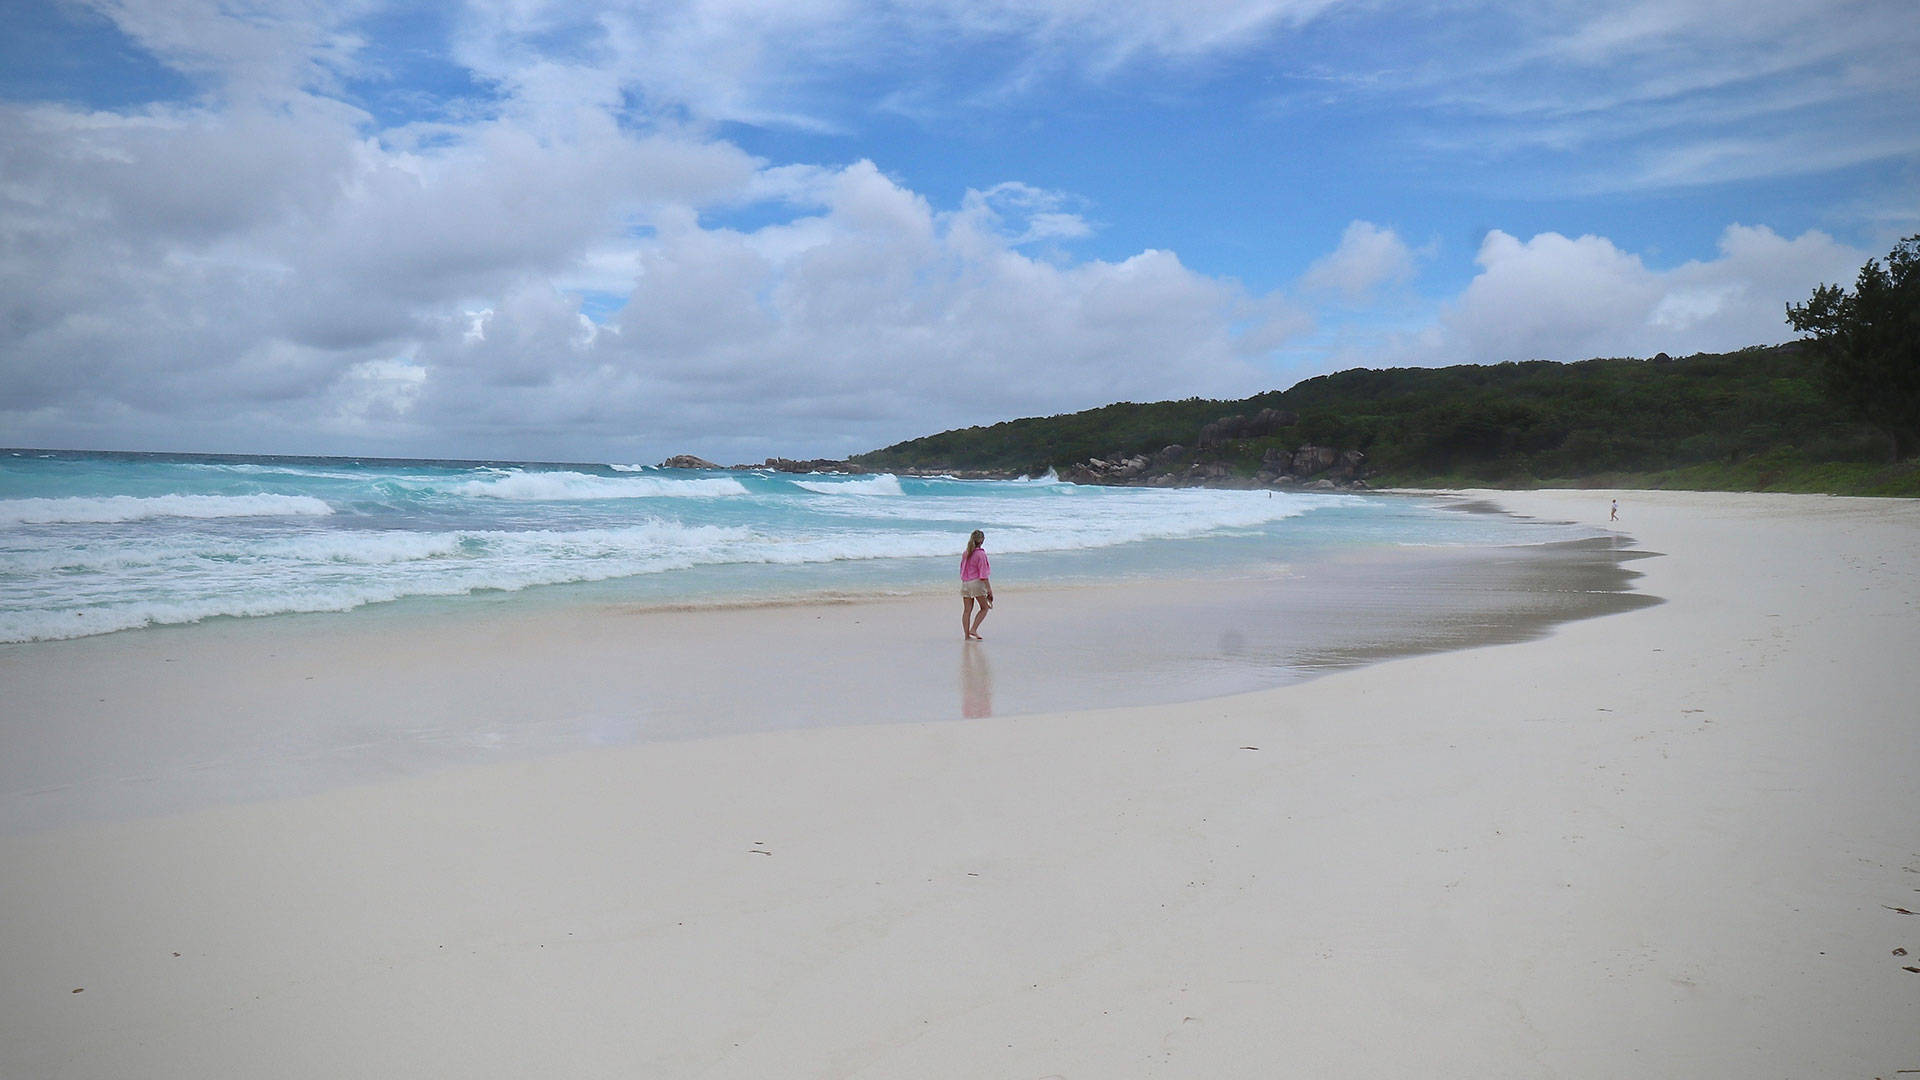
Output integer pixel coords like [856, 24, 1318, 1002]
[2, 489, 1917, 1076]
[0, 477, 1577, 650]
[1, 509, 1646, 833]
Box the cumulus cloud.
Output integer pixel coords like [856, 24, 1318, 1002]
[397, 161, 1290, 459]
[1298, 221, 1417, 302]
[1390, 224, 1867, 365]
[0, 79, 1297, 460]
[5, 0, 1400, 460]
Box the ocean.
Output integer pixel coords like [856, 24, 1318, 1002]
[0, 448, 1613, 645]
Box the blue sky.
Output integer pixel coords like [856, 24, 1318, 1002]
[2, 0, 1916, 463]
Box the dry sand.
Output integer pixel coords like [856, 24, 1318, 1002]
[2, 489, 1917, 1078]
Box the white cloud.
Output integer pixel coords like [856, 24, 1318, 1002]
[70, 0, 1920, 193]
[1444, 230, 1663, 361]
[1299, 220, 1417, 301]
[442, 0, 1355, 131]
[960, 183, 1095, 246]
[84, 0, 380, 102]
[1387, 224, 1867, 366]
[396, 161, 1291, 458]
[459, 0, 1917, 195]
[338, 357, 427, 418]
[1406, 0, 1920, 190]
[0, 80, 1301, 460]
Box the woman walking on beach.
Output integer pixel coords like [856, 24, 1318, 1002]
[961, 529, 993, 640]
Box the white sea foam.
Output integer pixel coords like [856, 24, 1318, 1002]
[793, 474, 905, 496]
[805, 484, 1326, 536]
[0, 520, 761, 642]
[1010, 469, 1062, 484]
[451, 471, 747, 500]
[188, 463, 373, 482]
[0, 494, 334, 526]
[980, 495, 1323, 553]
[0, 530, 470, 576]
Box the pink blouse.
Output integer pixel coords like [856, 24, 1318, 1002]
[961, 548, 991, 582]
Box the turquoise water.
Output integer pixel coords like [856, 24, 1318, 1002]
[0, 449, 1602, 643]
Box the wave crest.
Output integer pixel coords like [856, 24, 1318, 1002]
[793, 474, 905, 496]
[0, 494, 334, 526]
[452, 471, 747, 500]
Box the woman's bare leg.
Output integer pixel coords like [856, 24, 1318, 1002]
[968, 597, 989, 639]
[962, 596, 977, 639]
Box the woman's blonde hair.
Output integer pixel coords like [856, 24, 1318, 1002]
[964, 529, 985, 559]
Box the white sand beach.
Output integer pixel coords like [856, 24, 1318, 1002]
[2, 488, 1917, 1078]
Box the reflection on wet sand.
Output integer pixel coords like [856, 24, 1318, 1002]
[961, 644, 993, 718]
[1, 531, 1658, 832]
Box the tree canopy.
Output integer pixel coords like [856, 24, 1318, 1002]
[1787, 235, 1920, 460]
[856, 344, 1891, 486]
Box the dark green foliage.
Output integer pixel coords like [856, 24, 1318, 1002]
[855, 344, 1889, 490]
[1787, 235, 1920, 460]
[855, 393, 1288, 475]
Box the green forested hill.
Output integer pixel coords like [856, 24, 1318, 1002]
[855, 392, 1286, 474]
[854, 345, 1918, 493]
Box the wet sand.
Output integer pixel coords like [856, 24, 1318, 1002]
[1, 515, 1646, 832]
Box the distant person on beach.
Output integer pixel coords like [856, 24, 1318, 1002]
[1610, 499, 1619, 522]
[961, 529, 993, 641]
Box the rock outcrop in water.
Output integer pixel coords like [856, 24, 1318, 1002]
[658, 454, 722, 470]
[750, 457, 870, 474]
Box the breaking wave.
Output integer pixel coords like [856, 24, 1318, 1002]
[450, 471, 748, 500]
[792, 474, 906, 496]
[0, 494, 334, 526]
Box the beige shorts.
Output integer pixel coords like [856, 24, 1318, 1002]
[961, 579, 990, 599]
